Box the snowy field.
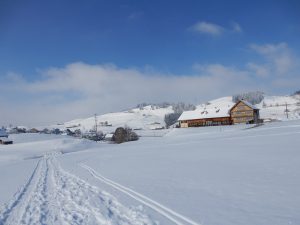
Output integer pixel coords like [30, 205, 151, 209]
[1, 120, 300, 225]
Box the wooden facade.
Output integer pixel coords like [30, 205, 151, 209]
[179, 117, 232, 128]
[230, 100, 259, 124]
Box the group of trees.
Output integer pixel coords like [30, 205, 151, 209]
[292, 90, 300, 96]
[136, 102, 196, 112]
[136, 102, 172, 109]
[164, 103, 196, 128]
[232, 91, 264, 105]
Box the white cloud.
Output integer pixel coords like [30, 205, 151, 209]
[190, 21, 243, 36]
[1, 43, 299, 127]
[231, 22, 242, 33]
[250, 42, 288, 55]
[0, 62, 257, 126]
[272, 77, 300, 88]
[249, 42, 297, 75]
[190, 21, 224, 36]
[246, 63, 270, 78]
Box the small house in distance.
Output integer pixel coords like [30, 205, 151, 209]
[178, 100, 260, 128]
[230, 100, 260, 124]
[0, 129, 13, 145]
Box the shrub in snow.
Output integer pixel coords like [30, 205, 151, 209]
[232, 91, 264, 105]
[74, 129, 82, 137]
[66, 129, 75, 136]
[112, 127, 139, 144]
[41, 128, 50, 134]
[51, 128, 62, 135]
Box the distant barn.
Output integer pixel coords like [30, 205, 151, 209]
[178, 100, 260, 128]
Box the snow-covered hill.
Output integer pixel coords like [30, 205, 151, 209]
[198, 95, 300, 121]
[46, 94, 300, 134]
[47, 105, 174, 134]
[259, 95, 300, 120]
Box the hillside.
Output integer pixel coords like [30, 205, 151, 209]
[47, 105, 174, 135]
[196, 95, 300, 121]
[46, 94, 300, 134]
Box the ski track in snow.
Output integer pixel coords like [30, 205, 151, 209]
[0, 153, 155, 225]
[80, 164, 201, 225]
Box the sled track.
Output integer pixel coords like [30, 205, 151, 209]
[0, 159, 42, 225]
[0, 153, 155, 225]
[80, 163, 201, 225]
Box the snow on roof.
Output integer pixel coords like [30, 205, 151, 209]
[238, 100, 259, 110]
[0, 137, 13, 144]
[178, 107, 230, 121]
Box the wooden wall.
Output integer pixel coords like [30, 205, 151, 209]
[180, 117, 231, 128]
[230, 101, 255, 124]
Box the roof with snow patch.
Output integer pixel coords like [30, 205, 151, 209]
[178, 107, 231, 121]
[231, 100, 259, 111]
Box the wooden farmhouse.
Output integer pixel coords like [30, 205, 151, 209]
[230, 100, 260, 124]
[178, 100, 260, 128]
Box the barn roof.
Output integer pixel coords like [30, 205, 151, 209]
[240, 100, 259, 110]
[178, 107, 230, 121]
[230, 100, 259, 111]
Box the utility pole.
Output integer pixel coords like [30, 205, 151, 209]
[94, 114, 98, 135]
[285, 102, 289, 119]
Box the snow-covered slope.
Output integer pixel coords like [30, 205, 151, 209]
[46, 94, 300, 134]
[195, 95, 300, 121]
[1, 120, 300, 225]
[258, 95, 300, 120]
[47, 105, 174, 134]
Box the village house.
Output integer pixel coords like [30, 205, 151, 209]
[178, 100, 260, 128]
[0, 129, 13, 145]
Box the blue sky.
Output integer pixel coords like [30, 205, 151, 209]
[0, 0, 300, 125]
